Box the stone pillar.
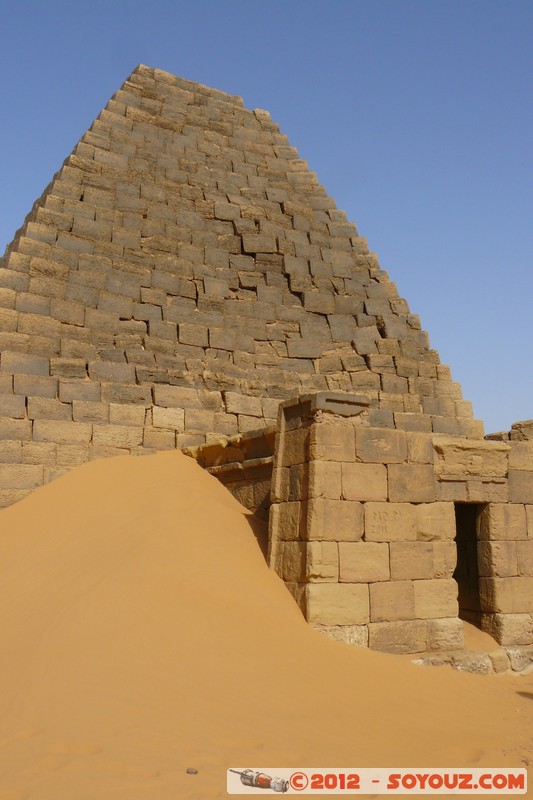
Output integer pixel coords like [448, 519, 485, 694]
[479, 436, 533, 646]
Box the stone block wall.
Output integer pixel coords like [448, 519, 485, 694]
[266, 393, 533, 654]
[185, 428, 275, 520]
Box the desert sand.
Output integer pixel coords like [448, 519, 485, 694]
[0, 450, 531, 799]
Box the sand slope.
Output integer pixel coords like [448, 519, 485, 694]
[0, 451, 531, 799]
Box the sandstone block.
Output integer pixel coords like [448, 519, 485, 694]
[427, 617, 464, 651]
[506, 646, 533, 672]
[305, 583, 370, 625]
[364, 502, 417, 542]
[390, 542, 436, 580]
[341, 462, 387, 501]
[431, 541, 457, 577]
[479, 577, 533, 613]
[56, 444, 90, 467]
[286, 338, 322, 358]
[0, 440, 22, 463]
[388, 464, 436, 502]
[509, 442, 533, 471]
[27, 397, 72, 421]
[22, 441, 56, 464]
[370, 580, 415, 622]
[488, 650, 510, 673]
[33, 419, 92, 444]
[0, 351, 49, 376]
[152, 405, 185, 430]
[178, 323, 209, 347]
[315, 624, 368, 647]
[307, 541, 339, 582]
[509, 471, 533, 503]
[479, 503, 527, 541]
[279, 427, 309, 467]
[307, 498, 364, 541]
[50, 358, 87, 378]
[72, 401, 109, 423]
[436, 479, 468, 502]
[466, 479, 509, 503]
[153, 385, 201, 408]
[368, 620, 427, 654]
[142, 429, 176, 449]
[478, 541, 518, 578]
[309, 422, 355, 462]
[88, 361, 136, 383]
[415, 502, 456, 541]
[516, 541, 533, 576]
[101, 383, 151, 406]
[308, 460, 342, 499]
[0, 394, 26, 418]
[186, 408, 215, 431]
[355, 427, 407, 463]
[224, 392, 262, 417]
[339, 541, 389, 583]
[413, 578, 458, 619]
[59, 379, 101, 403]
[109, 403, 146, 427]
[242, 233, 277, 253]
[269, 501, 304, 542]
[481, 612, 533, 646]
[279, 541, 306, 582]
[406, 431, 434, 464]
[303, 291, 335, 315]
[92, 424, 143, 449]
[0, 464, 44, 489]
[433, 437, 509, 478]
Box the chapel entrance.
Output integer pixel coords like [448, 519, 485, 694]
[453, 503, 484, 628]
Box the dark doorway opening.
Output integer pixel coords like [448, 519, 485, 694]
[454, 503, 484, 628]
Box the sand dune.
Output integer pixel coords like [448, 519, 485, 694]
[0, 451, 531, 799]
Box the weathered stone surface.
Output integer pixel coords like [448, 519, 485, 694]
[315, 624, 368, 647]
[368, 620, 427, 654]
[390, 541, 455, 580]
[307, 541, 339, 582]
[481, 612, 533, 646]
[370, 580, 415, 622]
[33, 419, 92, 444]
[509, 442, 533, 471]
[364, 502, 418, 542]
[355, 427, 407, 464]
[307, 498, 364, 541]
[308, 460, 342, 499]
[308, 422, 355, 462]
[505, 645, 533, 672]
[388, 464, 436, 502]
[480, 577, 533, 613]
[341, 462, 387, 501]
[479, 503, 527, 541]
[478, 541, 518, 578]
[413, 578, 458, 619]
[433, 437, 509, 478]
[427, 617, 464, 651]
[339, 541, 390, 583]
[305, 583, 370, 625]
[509, 471, 533, 504]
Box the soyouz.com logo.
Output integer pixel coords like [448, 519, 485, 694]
[227, 767, 527, 794]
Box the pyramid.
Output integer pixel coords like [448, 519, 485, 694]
[0, 64, 481, 507]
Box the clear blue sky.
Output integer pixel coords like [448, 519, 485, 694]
[1, 0, 531, 434]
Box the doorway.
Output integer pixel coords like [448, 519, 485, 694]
[453, 503, 484, 628]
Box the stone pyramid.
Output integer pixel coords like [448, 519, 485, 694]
[0, 65, 482, 507]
